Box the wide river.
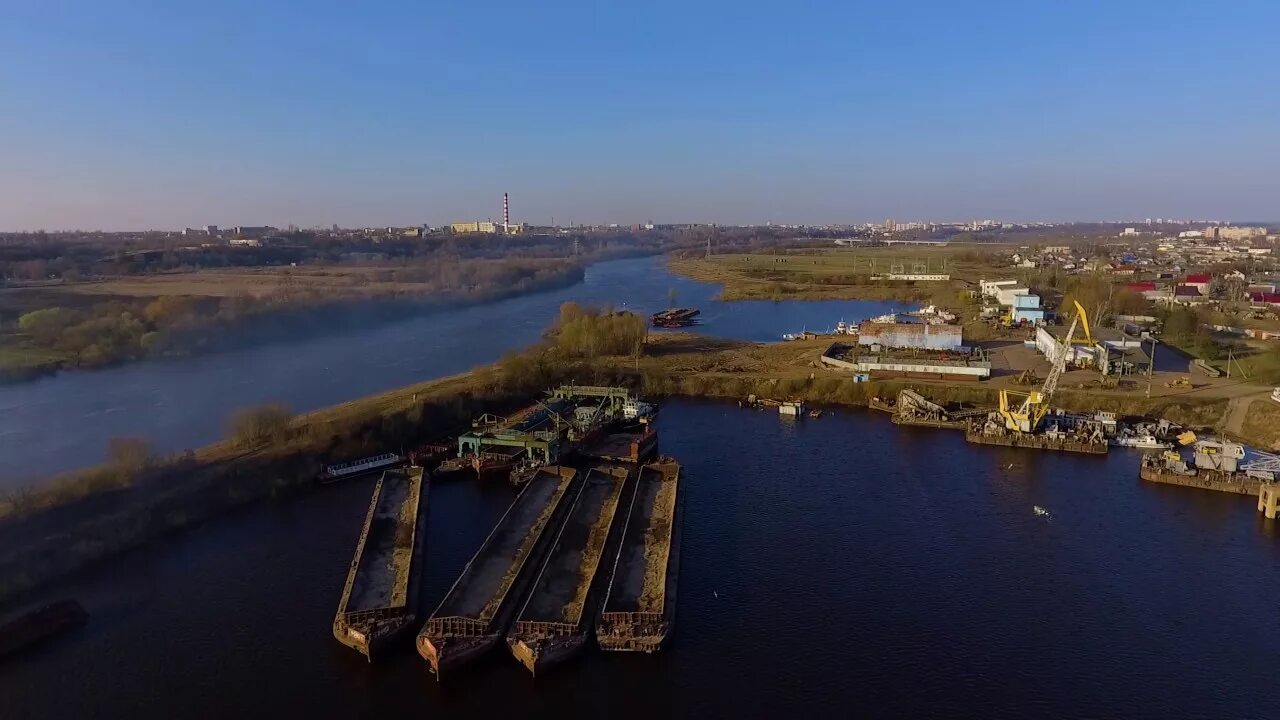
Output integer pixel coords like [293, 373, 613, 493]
[0, 255, 904, 486]
[4, 398, 1278, 718]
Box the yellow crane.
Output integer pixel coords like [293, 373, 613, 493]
[1070, 300, 1095, 346]
[999, 312, 1080, 433]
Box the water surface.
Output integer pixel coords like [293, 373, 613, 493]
[2, 400, 1275, 719]
[0, 256, 904, 484]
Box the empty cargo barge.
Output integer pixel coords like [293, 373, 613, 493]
[332, 466, 430, 660]
[596, 458, 683, 652]
[416, 466, 578, 675]
[507, 465, 629, 675]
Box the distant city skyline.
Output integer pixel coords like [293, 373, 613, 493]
[2, 1, 1278, 231]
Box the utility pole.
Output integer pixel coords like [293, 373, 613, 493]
[1146, 336, 1157, 398]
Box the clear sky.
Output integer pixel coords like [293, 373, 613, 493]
[2, 1, 1278, 230]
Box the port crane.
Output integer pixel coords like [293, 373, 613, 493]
[998, 312, 1080, 433]
[1242, 450, 1280, 481]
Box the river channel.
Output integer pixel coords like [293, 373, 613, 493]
[0, 255, 905, 485]
[3, 398, 1278, 719]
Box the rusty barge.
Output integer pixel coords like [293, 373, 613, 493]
[965, 426, 1109, 455]
[1139, 446, 1270, 496]
[507, 465, 630, 675]
[650, 307, 700, 328]
[416, 466, 578, 676]
[332, 466, 430, 660]
[596, 458, 683, 652]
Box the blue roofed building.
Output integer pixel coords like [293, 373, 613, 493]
[1011, 293, 1045, 325]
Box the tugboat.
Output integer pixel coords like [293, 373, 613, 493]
[508, 459, 542, 486]
[1112, 434, 1174, 450]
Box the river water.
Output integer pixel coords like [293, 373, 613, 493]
[0, 255, 905, 486]
[3, 398, 1278, 719]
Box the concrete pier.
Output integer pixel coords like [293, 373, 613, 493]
[1259, 484, 1280, 519]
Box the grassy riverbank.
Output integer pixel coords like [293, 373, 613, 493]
[668, 248, 1016, 304]
[0, 259, 585, 383]
[2, 321, 1271, 607]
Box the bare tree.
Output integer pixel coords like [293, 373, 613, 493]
[1, 483, 38, 516]
[107, 437, 152, 473]
[228, 404, 296, 446]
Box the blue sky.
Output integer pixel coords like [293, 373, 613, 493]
[2, 1, 1277, 230]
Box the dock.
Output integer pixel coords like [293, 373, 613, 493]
[507, 465, 630, 675]
[583, 427, 658, 464]
[965, 427, 1109, 455]
[596, 458, 682, 653]
[888, 389, 989, 430]
[332, 466, 430, 659]
[416, 466, 578, 675]
[1139, 456, 1264, 496]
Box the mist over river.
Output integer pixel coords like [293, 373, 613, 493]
[0, 255, 905, 485]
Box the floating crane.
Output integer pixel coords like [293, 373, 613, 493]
[998, 313, 1079, 433]
[1242, 450, 1280, 481]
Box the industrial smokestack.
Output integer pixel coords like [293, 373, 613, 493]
[503, 192, 510, 231]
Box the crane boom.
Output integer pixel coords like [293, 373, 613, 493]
[1071, 300, 1095, 345]
[998, 313, 1078, 433]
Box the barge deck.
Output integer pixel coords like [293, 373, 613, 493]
[332, 467, 430, 660]
[416, 465, 578, 676]
[507, 465, 629, 674]
[1139, 464, 1264, 496]
[596, 458, 682, 652]
[965, 428, 1109, 455]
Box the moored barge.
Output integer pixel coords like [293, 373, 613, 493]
[596, 458, 683, 652]
[332, 466, 430, 659]
[650, 308, 700, 328]
[507, 465, 630, 675]
[416, 466, 579, 676]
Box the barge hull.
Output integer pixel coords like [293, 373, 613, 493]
[506, 465, 629, 674]
[597, 459, 682, 652]
[1139, 466, 1263, 495]
[416, 466, 578, 675]
[332, 467, 429, 660]
[965, 429, 1108, 455]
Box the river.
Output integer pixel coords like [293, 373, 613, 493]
[3, 398, 1277, 719]
[0, 255, 905, 486]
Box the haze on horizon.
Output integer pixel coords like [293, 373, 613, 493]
[2, 0, 1278, 232]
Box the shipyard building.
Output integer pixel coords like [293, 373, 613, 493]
[856, 321, 962, 351]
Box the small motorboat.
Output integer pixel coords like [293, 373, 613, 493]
[1033, 505, 1050, 518]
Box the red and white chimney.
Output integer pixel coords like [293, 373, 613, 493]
[503, 192, 510, 232]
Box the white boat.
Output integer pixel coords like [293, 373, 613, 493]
[319, 452, 402, 483]
[1033, 506, 1050, 518]
[1112, 434, 1173, 450]
[622, 398, 655, 421]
